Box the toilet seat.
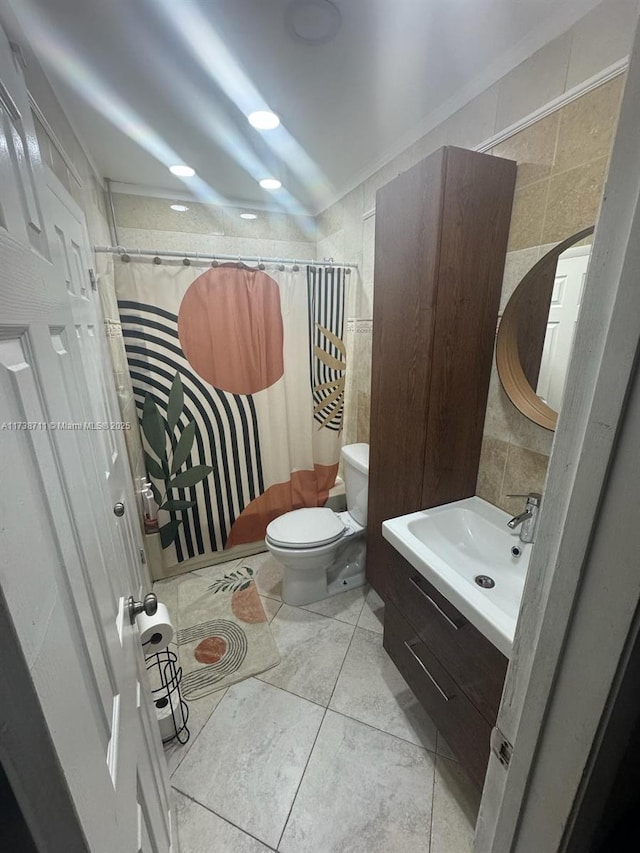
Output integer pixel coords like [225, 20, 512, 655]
[266, 507, 346, 549]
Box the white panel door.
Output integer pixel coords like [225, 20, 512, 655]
[0, 25, 171, 853]
[536, 247, 592, 411]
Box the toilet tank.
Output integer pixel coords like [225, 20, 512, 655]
[342, 443, 369, 526]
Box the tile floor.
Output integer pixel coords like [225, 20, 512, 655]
[154, 551, 481, 852]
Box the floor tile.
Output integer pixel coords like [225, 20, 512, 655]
[172, 679, 324, 849]
[243, 551, 283, 600]
[280, 710, 435, 853]
[301, 585, 368, 625]
[256, 604, 354, 706]
[173, 789, 271, 853]
[329, 627, 437, 750]
[165, 687, 228, 776]
[436, 730, 457, 762]
[430, 755, 481, 853]
[260, 595, 281, 623]
[356, 587, 384, 633]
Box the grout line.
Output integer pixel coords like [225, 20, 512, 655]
[275, 620, 358, 849]
[168, 687, 231, 779]
[327, 704, 440, 757]
[275, 707, 328, 851]
[251, 676, 328, 710]
[172, 786, 278, 851]
[428, 754, 437, 852]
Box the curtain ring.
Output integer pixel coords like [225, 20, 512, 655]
[278, 259, 285, 271]
[292, 259, 299, 272]
[258, 256, 265, 271]
[153, 250, 162, 265]
[236, 255, 243, 269]
[183, 256, 191, 266]
[345, 267, 352, 275]
[211, 257, 219, 267]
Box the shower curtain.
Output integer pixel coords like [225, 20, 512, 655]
[116, 260, 348, 567]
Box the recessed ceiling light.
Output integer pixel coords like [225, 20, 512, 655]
[169, 164, 195, 177]
[240, 213, 258, 220]
[170, 204, 189, 212]
[259, 178, 282, 190]
[285, 0, 342, 45]
[248, 110, 280, 130]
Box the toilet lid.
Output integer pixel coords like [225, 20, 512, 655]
[266, 507, 346, 548]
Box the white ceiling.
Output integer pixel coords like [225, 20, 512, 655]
[11, 0, 602, 214]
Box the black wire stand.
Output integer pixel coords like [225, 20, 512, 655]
[145, 648, 190, 744]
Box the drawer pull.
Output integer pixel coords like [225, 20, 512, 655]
[404, 640, 453, 702]
[409, 576, 465, 630]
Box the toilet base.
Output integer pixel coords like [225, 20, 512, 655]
[280, 539, 366, 607]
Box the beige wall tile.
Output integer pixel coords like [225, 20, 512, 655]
[493, 113, 560, 189]
[554, 76, 624, 174]
[507, 180, 548, 251]
[483, 362, 518, 443]
[447, 84, 499, 150]
[499, 246, 541, 313]
[499, 444, 549, 516]
[356, 391, 370, 443]
[541, 155, 609, 245]
[113, 193, 224, 234]
[476, 436, 509, 507]
[316, 201, 343, 241]
[566, 0, 637, 89]
[363, 149, 412, 211]
[406, 124, 449, 169]
[496, 33, 572, 131]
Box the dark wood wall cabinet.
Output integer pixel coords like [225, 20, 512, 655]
[366, 146, 516, 788]
[366, 146, 516, 598]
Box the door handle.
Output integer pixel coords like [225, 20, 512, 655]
[113, 501, 125, 517]
[409, 575, 465, 630]
[404, 640, 453, 702]
[128, 593, 158, 624]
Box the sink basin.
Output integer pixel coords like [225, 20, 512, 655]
[382, 497, 531, 656]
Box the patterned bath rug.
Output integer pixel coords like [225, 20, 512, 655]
[176, 565, 280, 699]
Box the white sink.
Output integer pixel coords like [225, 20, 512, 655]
[382, 497, 531, 656]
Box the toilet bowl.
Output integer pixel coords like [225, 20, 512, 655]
[265, 444, 369, 607]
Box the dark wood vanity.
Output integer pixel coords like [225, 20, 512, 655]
[366, 145, 516, 788]
[383, 547, 508, 789]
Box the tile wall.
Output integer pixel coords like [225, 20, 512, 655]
[315, 0, 635, 511]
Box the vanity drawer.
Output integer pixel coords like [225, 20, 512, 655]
[386, 550, 508, 723]
[384, 601, 492, 790]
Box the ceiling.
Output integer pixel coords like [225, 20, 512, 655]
[10, 0, 602, 214]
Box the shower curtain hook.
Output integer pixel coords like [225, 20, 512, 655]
[211, 256, 219, 267]
[278, 258, 285, 271]
[258, 256, 265, 271]
[183, 255, 191, 266]
[153, 249, 162, 265]
[237, 254, 242, 269]
[292, 259, 299, 272]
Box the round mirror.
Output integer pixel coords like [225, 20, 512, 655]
[496, 225, 595, 431]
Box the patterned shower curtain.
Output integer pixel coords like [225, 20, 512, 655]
[116, 260, 348, 566]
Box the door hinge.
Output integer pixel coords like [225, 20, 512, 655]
[491, 726, 513, 769]
[139, 548, 146, 565]
[88, 268, 97, 291]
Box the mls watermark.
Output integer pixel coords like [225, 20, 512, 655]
[1, 421, 132, 431]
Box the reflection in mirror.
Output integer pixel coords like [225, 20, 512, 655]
[535, 244, 592, 412]
[496, 225, 595, 431]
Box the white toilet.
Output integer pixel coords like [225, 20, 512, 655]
[265, 443, 369, 607]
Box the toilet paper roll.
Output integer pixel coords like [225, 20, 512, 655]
[154, 689, 185, 742]
[137, 602, 174, 652]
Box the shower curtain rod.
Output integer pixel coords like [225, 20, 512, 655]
[93, 245, 358, 270]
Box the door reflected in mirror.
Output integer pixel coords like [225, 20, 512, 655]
[496, 225, 595, 431]
[536, 244, 592, 412]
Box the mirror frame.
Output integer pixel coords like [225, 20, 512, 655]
[496, 225, 595, 431]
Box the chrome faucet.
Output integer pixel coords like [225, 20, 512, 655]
[507, 492, 542, 543]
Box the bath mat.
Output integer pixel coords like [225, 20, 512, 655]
[176, 565, 280, 699]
